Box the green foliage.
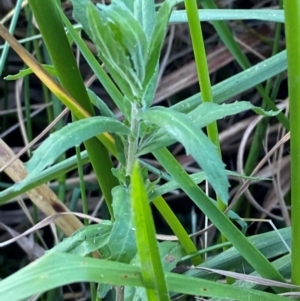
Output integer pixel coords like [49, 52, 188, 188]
[52, 222, 113, 257]
[139, 101, 280, 155]
[140, 106, 229, 202]
[0, 0, 294, 300]
[16, 117, 131, 190]
[4, 64, 57, 80]
[108, 186, 136, 263]
[0, 250, 291, 301]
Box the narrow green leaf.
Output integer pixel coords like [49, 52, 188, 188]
[52, 222, 112, 257]
[144, 0, 177, 87]
[57, 5, 126, 116]
[4, 64, 57, 80]
[108, 186, 137, 263]
[189, 101, 280, 126]
[140, 101, 280, 155]
[87, 89, 114, 118]
[131, 161, 170, 301]
[141, 64, 159, 108]
[140, 107, 229, 203]
[87, 2, 142, 98]
[133, 0, 156, 39]
[0, 251, 291, 301]
[169, 9, 284, 24]
[98, 1, 148, 82]
[186, 227, 291, 279]
[172, 51, 287, 117]
[210, 255, 291, 300]
[70, 0, 141, 99]
[150, 170, 265, 202]
[18, 117, 130, 189]
[284, 0, 300, 285]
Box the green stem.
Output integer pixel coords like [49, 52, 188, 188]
[0, 0, 23, 75]
[152, 196, 203, 265]
[75, 145, 88, 226]
[283, 0, 300, 285]
[184, 0, 218, 149]
[184, 1, 226, 251]
[126, 103, 139, 176]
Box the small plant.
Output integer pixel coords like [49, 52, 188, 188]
[0, 0, 297, 300]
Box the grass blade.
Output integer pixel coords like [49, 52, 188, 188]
[283, 0, 300, 285]
[153, 147, 286, 293]
[131, 161, 170, 301]
[0, 251, 291, 301]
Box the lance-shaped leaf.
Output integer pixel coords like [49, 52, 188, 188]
[188, 101, 281, 126]
[52, 222, 113, 257]
[98, 1, 148, 82]
[87, 3, 142, 98]
[17, 117, 131, 190]
[4, 64, 57, 80]
[139, 101, 280, 156]
[139, 106, 229, 203]
[144, 0, 177, 88]
[133, 0, 156, 39]
[70, 0, 141, 99]
[108, 185, 137, 263]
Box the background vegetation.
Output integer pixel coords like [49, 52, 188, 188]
[0, 0, 297, 300]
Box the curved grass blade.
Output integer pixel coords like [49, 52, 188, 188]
[0, 251, 291, 301]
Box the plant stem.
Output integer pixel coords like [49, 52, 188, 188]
[184, 0, 226, 250]
[184, 0, 218, 149]
[126, 103, 139, 176]
[75, 145, 88, 226]
[283, 0, 300, 285]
